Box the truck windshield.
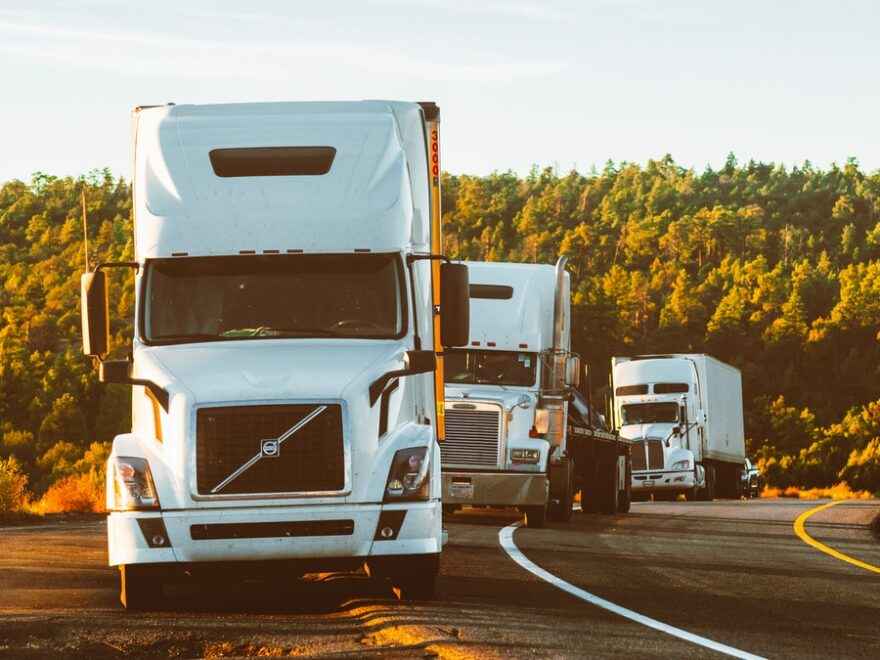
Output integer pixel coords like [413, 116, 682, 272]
[621, 402, 679, 425]
[444, 349, 537, 387]
[143, 253, 406, 343]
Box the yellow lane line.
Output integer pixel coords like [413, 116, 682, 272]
[793, 500, 880, 574]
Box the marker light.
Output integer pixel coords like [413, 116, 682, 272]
[111, 456, 160, 511]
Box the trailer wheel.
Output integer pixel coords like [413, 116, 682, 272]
[119, 565, 164, 611]
[549, 458, 574, 522]
[617, 455, 632, 513]
[599, 456, 619, 514]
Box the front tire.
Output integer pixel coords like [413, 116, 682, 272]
[119, 565, 164, 611]
[523, 502, 548, 528]
[368, 554, 440, 601]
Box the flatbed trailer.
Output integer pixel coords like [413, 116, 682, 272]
[565, 404, 633, 514]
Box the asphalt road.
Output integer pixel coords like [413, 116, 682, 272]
[0, 499, 877, 658]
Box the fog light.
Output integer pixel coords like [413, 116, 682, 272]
[380, 526, 394, 538]
[137, 518, 171, 549]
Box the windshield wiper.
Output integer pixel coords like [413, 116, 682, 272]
[222, 326, 343, 338]
[153, 333, 222, 342]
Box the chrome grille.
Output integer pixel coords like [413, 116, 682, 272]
[631, 440, 647, 470]
[442, 406, 502, 467]
[647, 438, 664, 470]
[630, 437, 664, 472]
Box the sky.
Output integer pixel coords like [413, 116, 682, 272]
[1, 0, 878, 182]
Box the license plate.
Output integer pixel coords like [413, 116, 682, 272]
[450, 481, 474, 499]
[642, 480, 654, 487]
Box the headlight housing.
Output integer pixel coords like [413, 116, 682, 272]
[671, 459, 691, 471]
[111, 456, 160, 510]
[510, 448, 541, 464]
[384, 446, 431, 501]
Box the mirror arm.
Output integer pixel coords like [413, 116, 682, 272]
[369, 369, 410, 407]
[130, 378, 170, 412]
[94, 261, 139, 273]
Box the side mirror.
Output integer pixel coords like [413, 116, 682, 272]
[565, 355, 581, 387]
[99, 359, 132, 384]
[81, 271, 109, 357]
[440, 262, 469, 347]
[404, 349, 437, 374]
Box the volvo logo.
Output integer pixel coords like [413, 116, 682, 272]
[261, 439, 280, 458]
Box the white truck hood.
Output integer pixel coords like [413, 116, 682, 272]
[445, 384, 536, 411]
[136, 339, 402, 404]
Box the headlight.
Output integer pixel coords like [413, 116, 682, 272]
[671, 459, 691, 471]
[111, 456, 160, 510]
[510, 448, 541, 464]
[384, 446, 430, 501]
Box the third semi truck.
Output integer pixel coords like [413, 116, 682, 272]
[611, 354, 745, 501]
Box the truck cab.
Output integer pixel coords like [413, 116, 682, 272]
[440, 259, 580, 527]
[79, 101, 469, 608]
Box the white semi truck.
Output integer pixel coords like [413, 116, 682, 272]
[611, 354, 745, 501]
[441, 260, 631, 527]
[79, 101, 470, 608]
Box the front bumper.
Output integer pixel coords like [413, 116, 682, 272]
[441, 471, 548, 507]
[631, 470, 695, 493]
[107, 501, 440, 567]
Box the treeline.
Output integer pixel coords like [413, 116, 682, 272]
[0, 158, 878, 509]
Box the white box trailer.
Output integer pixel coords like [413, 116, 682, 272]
[79, 101, 471, 608]
[612, 354, 744, 500]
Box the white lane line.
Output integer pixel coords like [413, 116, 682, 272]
[499, 522, 765, 660]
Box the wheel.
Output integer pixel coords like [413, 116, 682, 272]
[549, 458, 574, 522]
[599, 457, 619, 514]
[523, 502, 548, 528]
[699, 465, 716, 501]
[369, 554, 440, 601]
[442, 504, 459, 516]
[119, 565, 164, 611]
[617, 455, 632, 513]
[395, 571, 438, 600]
[617, 484, 631, 513]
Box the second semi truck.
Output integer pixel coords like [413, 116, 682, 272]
[441, 260, 631, 526]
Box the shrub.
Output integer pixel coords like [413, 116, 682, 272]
[761, 482, 873, 500]
[34, 469, 104, 513]
[838, 439, 880, 493]
[0, 456, 30, 513]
